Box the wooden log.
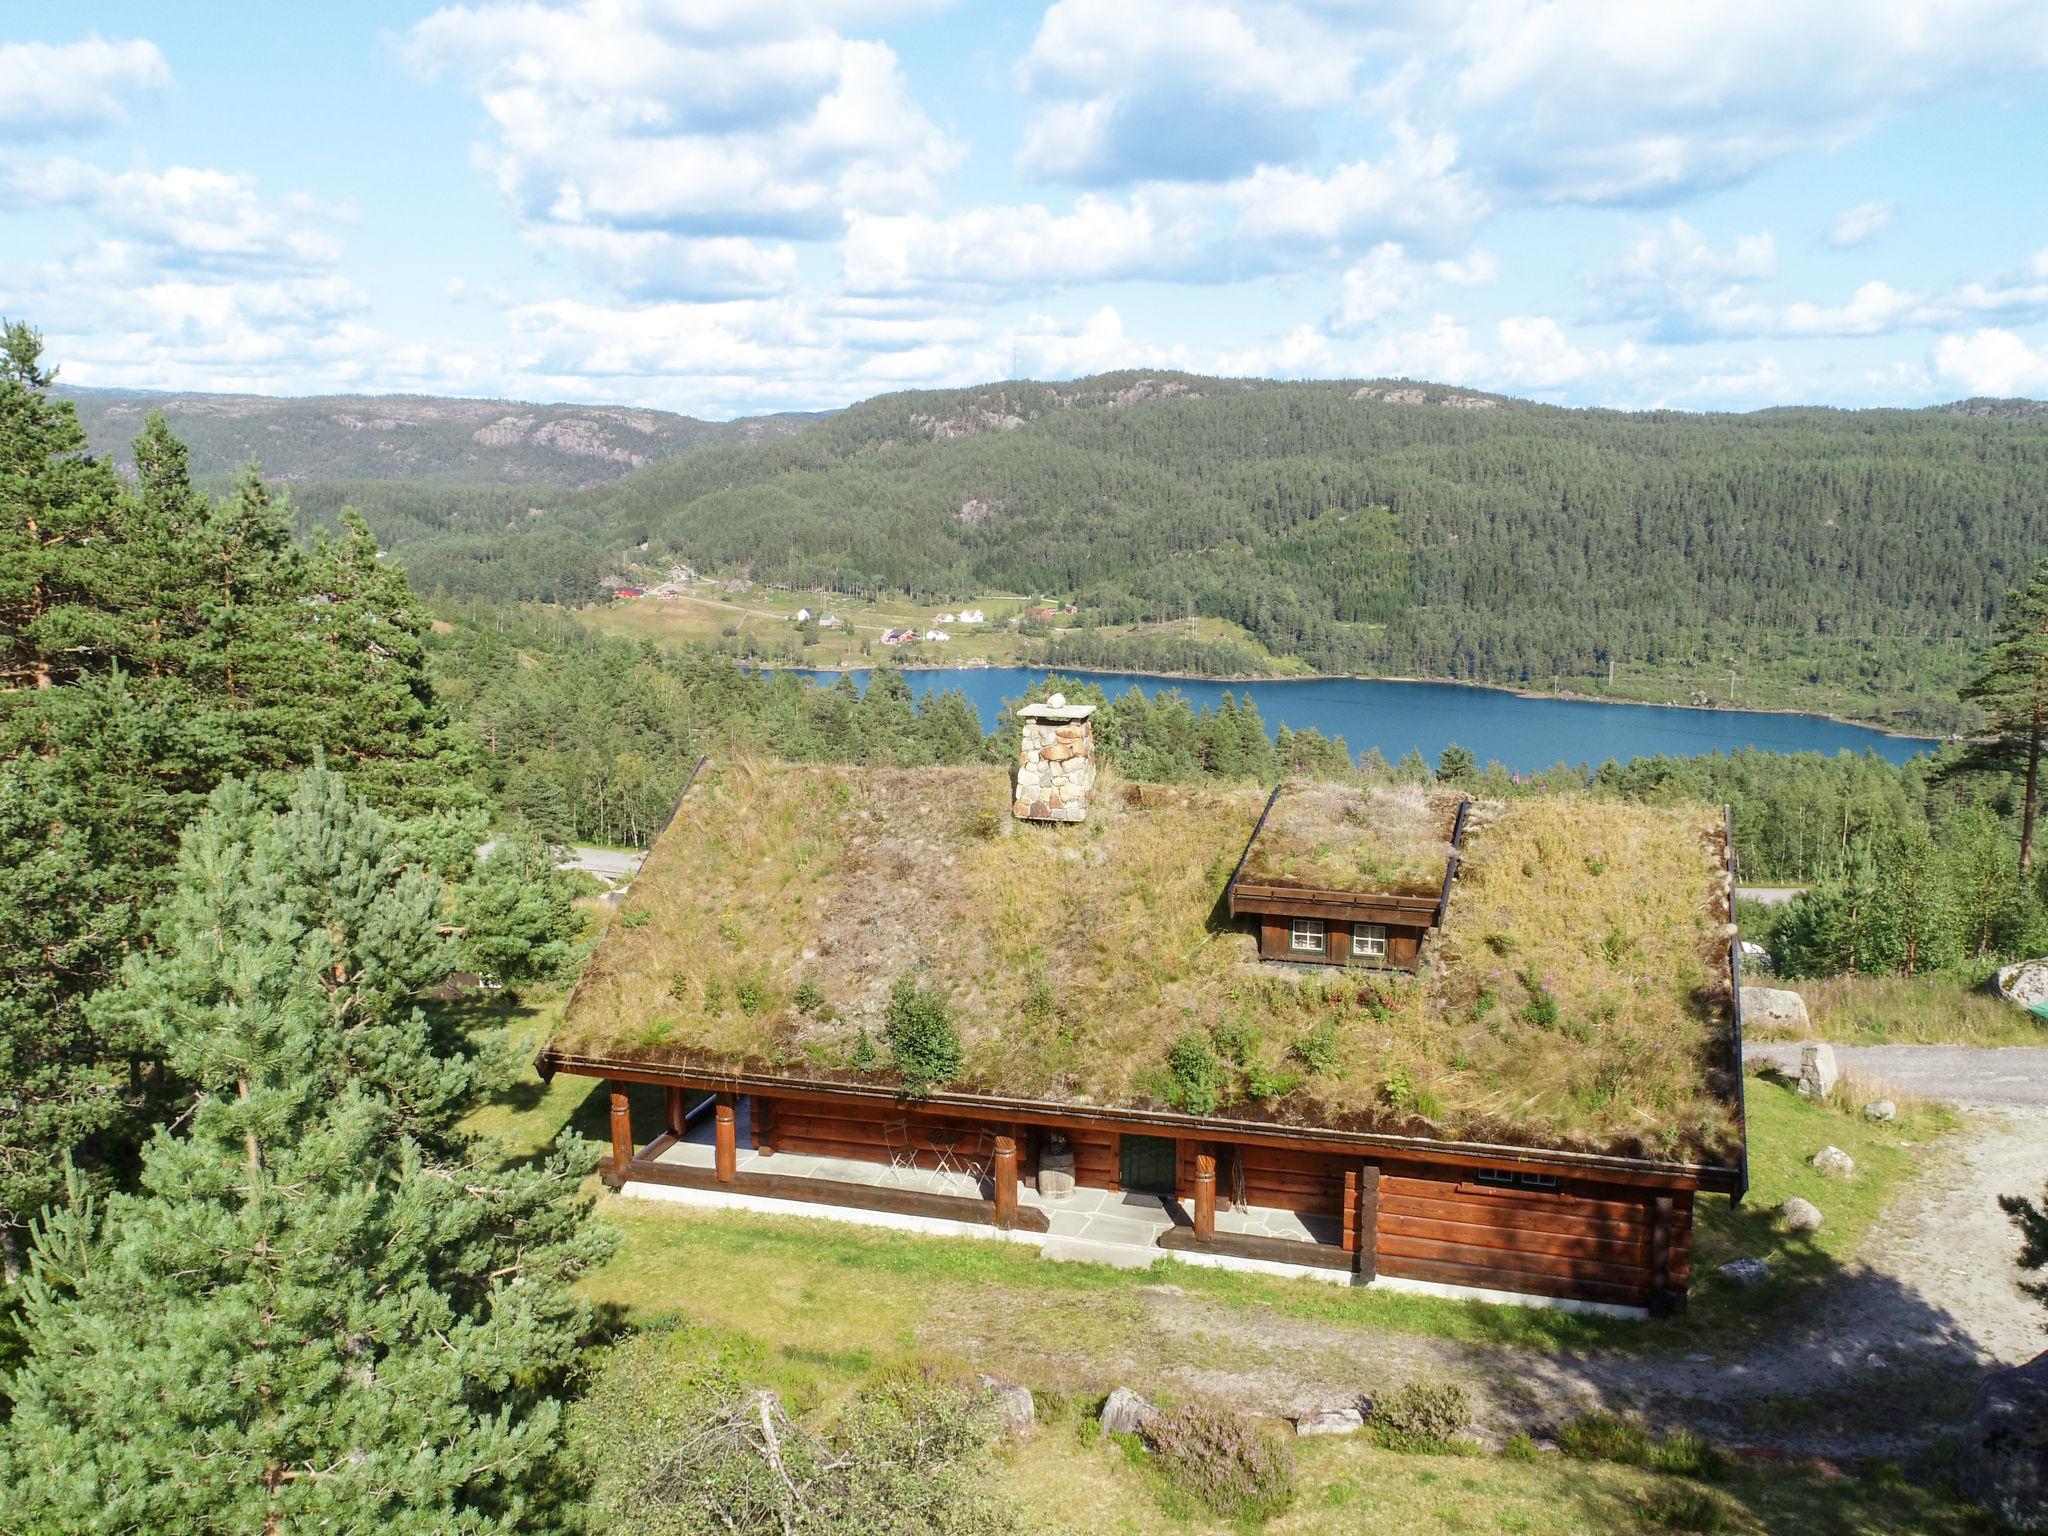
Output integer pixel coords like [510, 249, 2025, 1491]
[621, 1156, 1051, 1233]
[608, 1084, 633, 1181]
[714, 1093, 737, 1183]
[1377, 1252, 1649, 1308]
[1106, 1133, 1121, 1194]
[1356, 1164, 1380, 1280]
[1376, 1233, 1645, 1288]
[1157, 1226, 1352, 1271]
[1193, 1149, 1217, 1239]
[1379, 1212, 1648, 1263]
[993, 1136, 1018, 1229]
[664, 1085, 687, 1139]
[1342, 1166, 1359, 1254]
[755, 1094, 778, 1156]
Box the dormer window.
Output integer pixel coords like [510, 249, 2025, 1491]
[1351, 924, 1388, 959]
[1290, 917, 1325, 954]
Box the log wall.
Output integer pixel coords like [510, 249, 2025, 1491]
[1372, 1160, 1692, 1308]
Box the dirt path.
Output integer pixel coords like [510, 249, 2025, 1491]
[929, 1106, 2045, 1458]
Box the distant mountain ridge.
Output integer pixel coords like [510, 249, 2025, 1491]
[60, 387, 823, 486]
[1930, 397, 2048, 420]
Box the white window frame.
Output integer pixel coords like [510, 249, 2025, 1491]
[1351, 923, 1388, 960]
[1289, 917, 1325, 953]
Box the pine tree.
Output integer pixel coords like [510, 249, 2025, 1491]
[1953, 558, 2048, 872]
[0, 770, 612, 1532]
[456, 824, 584, 991]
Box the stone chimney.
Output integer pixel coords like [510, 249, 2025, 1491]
[1013, 693, 1097, 822]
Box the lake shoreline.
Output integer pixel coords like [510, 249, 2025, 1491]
[781, 658, 1952, 749]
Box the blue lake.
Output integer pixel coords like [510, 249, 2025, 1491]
[787, 668, 1938, 772]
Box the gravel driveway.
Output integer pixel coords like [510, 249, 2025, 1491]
[1744, 1042, 2048, 1109]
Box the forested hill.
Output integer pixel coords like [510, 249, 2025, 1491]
[382, 370, 2048, 732]
[60, 386, 822, 485]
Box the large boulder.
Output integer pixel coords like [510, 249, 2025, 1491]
[1797, 1042, 1839, 1099]
[1957, 1351, 2048, 1531]
[1719, 1257, 1770, 1286]
[1778, 1196, 1824, 1233]
[1099, 1387, 1158, 1438]
[979, 1375, 1035, 1438]
[1291, 1403, 1366, 1437]
[1742, 986, 1810, 1030]
[1863, 1099, 1897, 1123]
[1811, 1146, 1856, 1178]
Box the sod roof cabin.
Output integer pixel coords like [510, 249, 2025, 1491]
[1228, 783, 1469, 971]
[545, 729, 1747, 1316]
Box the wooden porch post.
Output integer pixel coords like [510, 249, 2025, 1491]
[754, 1094, 777, 1156]
[664, 1085, 687, 1139]
[1354, 1164, 1380, 1280]
[1192, 1148, 1217, 1239]
[1341, 1166, 1359, 1254]
[993, 1136, 1018, 1229]
[608, 1084, 633, 1180]
[714, 1092, 737, 1183]
[1649, 1194, 1674, 1318]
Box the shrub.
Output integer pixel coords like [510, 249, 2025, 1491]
[1369, 1378, 1472, 1452]
[734, 976, 766, 1015]
[619, 907, 652, 929]
[794, 978, 825, 1014]
[885, 974, 962, 1096]
[1290, 1020, 1339, 1074]
[703, 977, 727, 1014]
[667, 972, 692, 1002]
[1022, 978, 1057, 1027]
[1559, 1411, 1650, 1465]
[1637, 1486, 1733, 1533]
[1209, 1017, 1255, 1065]
[1143, 1400, 1297, 1523]
[1501, 1431, 1542, 1463]
[851, 1027, 878, 1072]
[1166, 1031, 1222, 1115]
[1649, 1429, 1729, 1480]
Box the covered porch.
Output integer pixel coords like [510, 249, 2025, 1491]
[601, 1085, 1363, 1282]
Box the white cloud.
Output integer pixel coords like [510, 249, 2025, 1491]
[538, 228, 801, 299]
[842, 194, 1210, 294]
[1450, 1, 2048, 203]
[1933, 328, 2048, 397]
[1330, 242, 1498, 332]
[1827, 200, 1894, 248]
[1615, 218, 1776, 287]
[0, 35, 170, 138]
[2, 158, 342, 272]
[405, 0, 958, 255]
[1229, 125, 1487, 252]
[1017, 0, 1357, 185]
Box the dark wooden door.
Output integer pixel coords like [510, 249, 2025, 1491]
[1120, 1133, 1178, 1195]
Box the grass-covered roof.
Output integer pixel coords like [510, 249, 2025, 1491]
[1237, 782, 1464, 899]
[552, 760, 1740, 1167]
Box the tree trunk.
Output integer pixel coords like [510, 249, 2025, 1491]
[2023, 715, 2043, 876]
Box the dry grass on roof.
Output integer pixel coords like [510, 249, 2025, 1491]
[553, 761, 1740, 1166]
[1239, 782, 1462, 897]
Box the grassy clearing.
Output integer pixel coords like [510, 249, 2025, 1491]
[557, 762, 1739, 1161]
[996, 1428, 1996, 1536]
[1769, 972, 2048, 1047]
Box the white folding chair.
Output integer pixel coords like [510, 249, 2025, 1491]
[881, 1119, 920, 1187]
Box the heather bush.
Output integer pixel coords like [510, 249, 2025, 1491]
[1143, 1400, 1297, 1523]
[1369, 1377, 1472, 1451]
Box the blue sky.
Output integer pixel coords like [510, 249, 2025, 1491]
[5, 2, 2048, 417]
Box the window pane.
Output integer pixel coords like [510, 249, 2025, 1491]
[1290, 918, 1323, 951]
[1352, 924, 1387, 957]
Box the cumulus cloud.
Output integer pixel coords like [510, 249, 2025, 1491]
[0, 35, 170, 138]
[1449, 0, 2048, 203]
[405, 0, 958, 249]
[1827, 200, 1894, 247]
[538, 228, 801, 300]
[842, 194, 1212, 295]
[1017, 0, 1357, 185]
[1330, 242, 1498, 333]
[1933, 328, 2048, 398]
[2, 159, 343, 272]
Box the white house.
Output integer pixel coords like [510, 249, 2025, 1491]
[957, 608, 985, 624]
[794, 607, 812, 623]
[935, 612, 958, 624]
[924, 629, 951, 642]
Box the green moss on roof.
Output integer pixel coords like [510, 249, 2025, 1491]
[1238, 782, 1463, 898]
[552, 760, 1740, 1167]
